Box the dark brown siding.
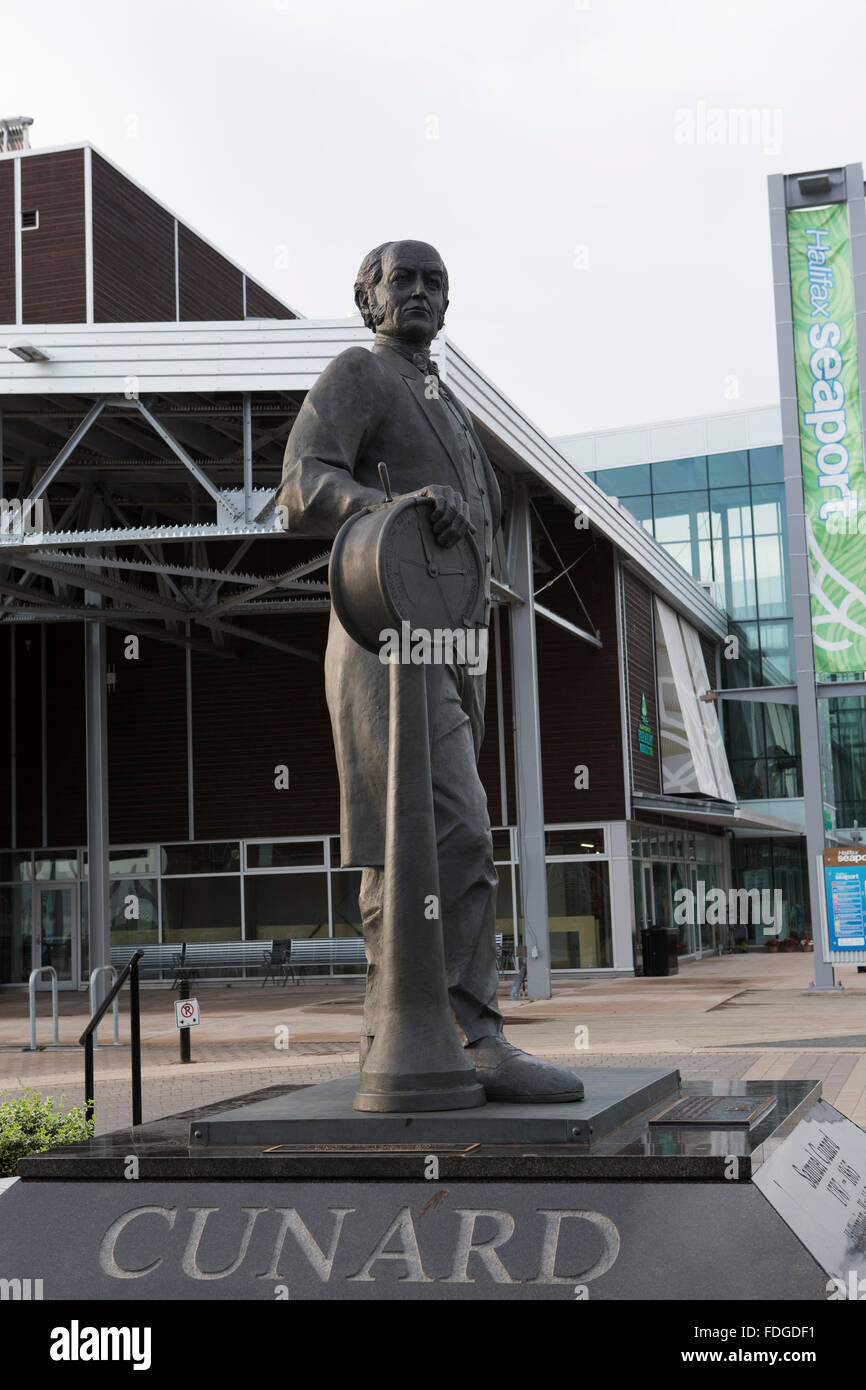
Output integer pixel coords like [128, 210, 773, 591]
[244, 278, 296, 319]
[12, 630, 42, 847]
[92, 153, 176, 322]
[191, 615, 338, 840]
[106, 630, 188, 843]
[0, 630, 11, 847]
[46, 627, 86, 845]
[621, 567, 661, 796]
[178, 224, 243, 320]
[0, 160, 15, 323]
[21, 149, 86, 322]
[535, 533, 626, 822]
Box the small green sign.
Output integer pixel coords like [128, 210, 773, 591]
[638, 692, 654, 756]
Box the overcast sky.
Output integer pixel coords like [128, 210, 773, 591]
[2, 0, 862, 436]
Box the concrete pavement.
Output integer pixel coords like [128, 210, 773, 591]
[1, 951, 864, 1134]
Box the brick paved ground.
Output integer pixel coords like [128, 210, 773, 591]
[1, 951, 864, 1134]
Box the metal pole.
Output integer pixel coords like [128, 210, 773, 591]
[10, 627, 16, 849]
[26, 966, 58, 1051]
[28, 969, 38, 1052]
[130, 954, 142, 1125]
[185, 624, 195, 841]
[768, 171, 839, 989]
[89, 966, 120, 1048]
[84, 621, 111, 1004]
[84, 1036, 94, 1124]
[507, 484, 552, 999]
[493, 604, 509, 827]
[242, 393, 253, 523]
[40, 624, 47, 847]
[178, 972, 191, 1064]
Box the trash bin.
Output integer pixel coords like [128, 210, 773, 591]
[641, 923, 679, 977]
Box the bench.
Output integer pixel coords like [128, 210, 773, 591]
[172, 940, 277, 986]
[288, 936, 367, 981]
[111, 941, 282, 987]
[111, 943, 185, 985]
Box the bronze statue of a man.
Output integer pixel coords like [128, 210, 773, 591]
[278, 240, 582, 1102]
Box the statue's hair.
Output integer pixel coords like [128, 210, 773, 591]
[353, 241, 449, 333]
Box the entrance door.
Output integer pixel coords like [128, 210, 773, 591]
[33, 884, 78, 988]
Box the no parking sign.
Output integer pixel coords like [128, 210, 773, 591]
[174, 998, 200, 1029]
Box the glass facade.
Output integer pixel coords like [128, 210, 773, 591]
[589, 446, 790, 685]
[0, 826, 622, 984]
[589, 441, 838, 947]
[629, 821, 731, 965]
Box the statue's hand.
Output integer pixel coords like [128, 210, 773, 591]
[407, 483, 475, 548]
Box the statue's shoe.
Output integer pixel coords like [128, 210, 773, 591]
[467, 1035, 584, 1103]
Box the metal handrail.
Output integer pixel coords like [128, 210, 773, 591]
[88, 965, 120, 1048]
[79, 949, 144, 1126]
[26, 966, 59, 1051]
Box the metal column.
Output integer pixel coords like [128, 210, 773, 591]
[84, 621, 111, 1001]
[507, 484, 551, 999]
[768, 171, 839, 989]
[242, 393, 253, 523]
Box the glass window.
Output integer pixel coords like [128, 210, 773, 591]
[246, 841, 325, 869]
[110, 878, 159, 944]
[593, 464, 651, 497]
[161, 843, 240, 875]
[759, 621, 795, 684]
[330, 871, 366, 973]
[729, 757, 769, 800]
[108, 848, 157, 877]
[708, 450, 749, 488]
[0, 884, 32, 982]
[545, 828, 605, 856]
[652, 456, 708, 493]
[719, 620, 762, 689]
[751, 484, 790, 619]
[620, 494, 654, 531]
[652, 490, 713, 583]
[331, 870, 363, 938]
[34, 852, 77, 881]
[243, 872, 328, 944]
[725, 700, 767, 761]
[0, 851, 31, 882]
[546, 861, 612, 968]
[162, 877, 242, 942]
[710, 487, 757, 620]
[749, 446, 784, 484]
[494, 867, 516, 964]
[651, 861, 671, 928]
[491, 829, 512, 862]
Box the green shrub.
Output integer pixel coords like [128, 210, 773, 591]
[0, 1089, 94, 1177]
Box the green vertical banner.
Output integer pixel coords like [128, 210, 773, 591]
[787, 201, 866, 673]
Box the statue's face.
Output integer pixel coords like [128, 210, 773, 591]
[368, 241, 447, 345]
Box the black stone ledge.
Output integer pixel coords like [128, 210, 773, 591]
[16, 1078, 821, 1183]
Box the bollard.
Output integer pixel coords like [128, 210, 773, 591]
[178, 973, 191, 1063]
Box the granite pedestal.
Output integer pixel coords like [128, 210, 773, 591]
[0, 1068, 831, 1300]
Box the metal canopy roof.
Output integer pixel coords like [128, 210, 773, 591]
[0, 318, 727, 646]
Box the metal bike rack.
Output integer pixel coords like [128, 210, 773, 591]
[26, 966, 59, 1052]
[88, 966, 121, 1048]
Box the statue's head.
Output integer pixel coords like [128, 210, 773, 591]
[354, 240, 449, 345]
